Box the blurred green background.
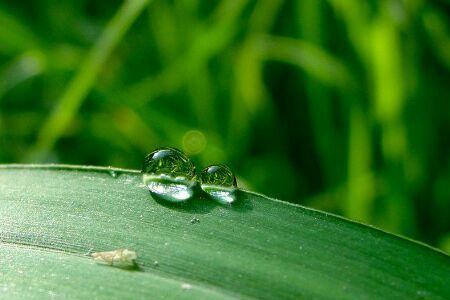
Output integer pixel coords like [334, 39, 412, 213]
[0, 0, 449, 251]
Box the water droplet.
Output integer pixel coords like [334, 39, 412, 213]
[142, 148, 196, 203]
[153, 260, 159, 267]
[200, 165, 237, 204]
[108, 167, 118, 178]
[190, 217, 200, 224]
[181, 283, 192, 291]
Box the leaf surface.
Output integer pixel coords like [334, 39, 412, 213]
[0, 165, 448, 299]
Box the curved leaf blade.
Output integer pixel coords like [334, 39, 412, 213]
[0, 165, 448, 299]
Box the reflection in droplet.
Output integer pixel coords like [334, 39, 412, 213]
[190, 217, 200, 224]
[145, 174, 195, 202]
[200, 165, 237, 204]
[142, 148, 196, 203]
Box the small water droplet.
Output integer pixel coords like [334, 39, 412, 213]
[142, 148, 196, 203]
[181, 283, 192, 291]
[190, 217, 200, 224]
[200, 165, 237, 204]
[108, 167, 118, 178]
[153, 260, 159, 267]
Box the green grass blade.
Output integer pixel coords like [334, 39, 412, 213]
[257, 35, 355, 89]
[121, 0, 249, 107]
[26, 0, 150, 161]
[296, 0, 341, 186]
[0, 165, 448, 299]
[0, 51, 46, 99]
[0, 9, 40, 55]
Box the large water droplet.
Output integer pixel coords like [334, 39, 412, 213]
[142, 148, 196, 203]
[200, 165, 237, 204]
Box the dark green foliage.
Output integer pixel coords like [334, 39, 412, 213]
[0, 0, 449, 250]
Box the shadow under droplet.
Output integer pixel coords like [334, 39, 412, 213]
[229, 190, 253, 213]
[152, 188, 253, 214]
[152, 190, 216, 214]
[150, 188, 253, 214]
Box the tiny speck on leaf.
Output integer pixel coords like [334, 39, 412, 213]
[91, 249, 137, 268]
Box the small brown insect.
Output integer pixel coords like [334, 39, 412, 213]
[91, 249, 137, 268]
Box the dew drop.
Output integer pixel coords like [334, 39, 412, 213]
[200, 165, 237, 204]
[142, 148, 196, 203]
[108, 167, 118, 178]
[190, 217, 200, 224]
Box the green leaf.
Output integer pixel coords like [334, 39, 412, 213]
[26, 0, 151, 161]
[0, 165, 448, 299]
[0, 9, 41, 55]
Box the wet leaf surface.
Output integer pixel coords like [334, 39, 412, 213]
[0, 165, 449, 299]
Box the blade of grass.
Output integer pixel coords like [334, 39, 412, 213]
[147, 1, 180, 63]
[0, 165, 449, 299]
[26, 0, 150, 162]
[422, 7, 450, 69]
[0, 51, 46, 99]
[103, 0, 249, 155]
[327, 0, 370, 64]
[227, 0, 283, 154]
[346, 104, 375, 222]
[110, 106, 160, 152]
[257, 35, 355, 89]
[122, 0, 249, 106]
[370, 9, 413, 234]
[297, 0, 342, 186]
[0, 8, 41, 55]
